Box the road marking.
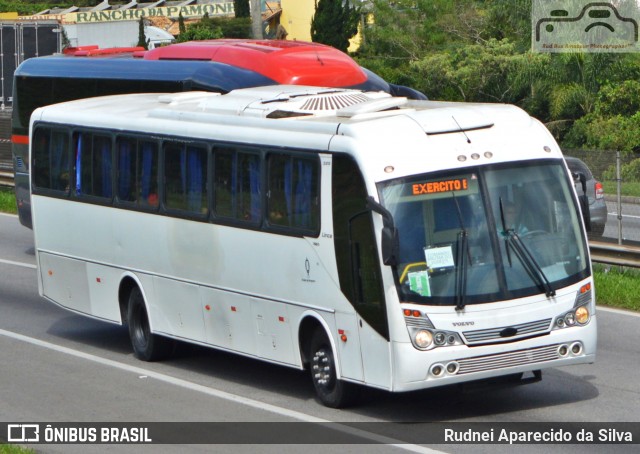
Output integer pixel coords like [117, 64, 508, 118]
[607, 212, 640, 219]
[0, 258, 36, 269]
[0, 327, 444, 453]
[597, 305, 640, 318]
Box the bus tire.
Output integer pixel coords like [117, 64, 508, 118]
[309, 328, 359, 408]
[127, 287, 173, 361]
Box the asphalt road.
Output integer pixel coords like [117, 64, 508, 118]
[603, 200, 640, 243]
[0, 213, 638, 454]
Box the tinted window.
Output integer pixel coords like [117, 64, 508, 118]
[214, 148, 261, 223]
[164, 142, 208, 214]
[267, 153, 319, 233]
[32, 127, 70, 193]
[74, 132, 113, 198]
[116, 136, 159, 208]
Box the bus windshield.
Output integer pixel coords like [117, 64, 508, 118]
[379, 160, 590, 306]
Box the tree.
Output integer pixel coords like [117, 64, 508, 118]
[178, 12, 186, 36]
[177, 13, 224, 42]
[234, 0, 250, 18]
[136, 18, 148, 50]
[310, 0, 360, 52]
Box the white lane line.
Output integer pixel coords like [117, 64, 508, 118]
[0, 327, 443, 453]
[0, 212, 18, 218]
[597, 305, 640, 318]
[0, 258, 36, 269]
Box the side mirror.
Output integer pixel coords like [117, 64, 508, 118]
[366, 196, 399, 266]
[574, 171, 592, 231]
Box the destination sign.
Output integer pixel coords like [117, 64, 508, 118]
[411, 178, 469, 196]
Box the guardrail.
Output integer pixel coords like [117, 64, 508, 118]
[0, 170, 14, 187]
[588, 241, 640, 268]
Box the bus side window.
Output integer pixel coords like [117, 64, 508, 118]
[164, 142, 208, 215]
[213, 148, 261, 224]
[74, 132, 112, 199]
[32, 126, 70, 193]
[332, 155, 389, 340]
[117, 137, 159, 208]
[267, 153, 319, 233]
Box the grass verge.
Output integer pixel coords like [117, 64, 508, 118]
[0, 187, 17, 214]
[0, 445, 34, 454]
[593, 264, 640, 312]
[602, 180, 640, 199]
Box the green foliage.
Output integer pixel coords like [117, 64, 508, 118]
[595, 80, 640, 117]
[178, 12, 186, 35]
[409, 39, 544, 103]
[136, 18, 148, 50]
[234, 0, 250, 18]
[0, 188, 17, 214]
[178, 13, 222, 42]
[593, 264, 640, 311]
[310, 0, 360, 53]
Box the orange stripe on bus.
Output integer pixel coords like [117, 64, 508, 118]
[12, 135, 29, 145]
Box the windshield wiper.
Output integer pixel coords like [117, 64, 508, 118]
[452, 193, 469, 311]
[499, 198, 556, 298]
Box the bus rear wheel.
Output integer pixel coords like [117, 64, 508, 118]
[309, 328, 359, 408]
[127, 287, 173, 361]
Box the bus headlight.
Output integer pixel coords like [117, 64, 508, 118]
[575, 306, 590, 324]
[415, 330, 433, 349]
[554, 305, 591, 330]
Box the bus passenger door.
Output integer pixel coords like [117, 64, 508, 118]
[332, 155, 391, 389]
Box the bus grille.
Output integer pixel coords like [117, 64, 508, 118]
[462, 318, 552, 344]
[456, 344, 560, 374]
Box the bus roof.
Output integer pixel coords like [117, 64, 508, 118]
[33, 87, 555, 181]
[15, 39, 398, 94]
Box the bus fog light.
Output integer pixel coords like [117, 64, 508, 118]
[446, 362, 459, 374]
[571, 342, 583, 355]
[415, 330, 433, 349]
[558, 345, 568, 357]
[556, 318, 565, 328]
[564, 312, 576, 326]
[447, 335, 456, 345]
[434, 332, 446, 346]
[575, 306, 589, 324]
[431, 364, 444, 377]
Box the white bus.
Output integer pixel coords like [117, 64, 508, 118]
[30, 86, 596, 407]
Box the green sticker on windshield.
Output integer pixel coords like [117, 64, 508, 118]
[408, 271, 431, 297]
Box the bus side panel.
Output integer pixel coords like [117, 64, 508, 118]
[152, 276, 207, 343]
[358, 319, 392, 389]
[86, 262, 125, 323]
[201, 288, 256, 355]
[251, 298, 295, 365]
[38, 252, 91, 316]
[334, 311, 364, 382]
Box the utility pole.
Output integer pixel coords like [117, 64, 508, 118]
[250, 0, 263, 39]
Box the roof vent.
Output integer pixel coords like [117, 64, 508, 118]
[297, 92, 371, 111]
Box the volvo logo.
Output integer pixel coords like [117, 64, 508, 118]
[500, 327, 518, 338]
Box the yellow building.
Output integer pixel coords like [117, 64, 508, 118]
[280, 0, 361, 52]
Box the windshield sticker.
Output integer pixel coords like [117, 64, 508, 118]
[425, 245, 455, 270]
[408, 271, 431, 297]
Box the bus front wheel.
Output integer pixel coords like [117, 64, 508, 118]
[309, 328, 359, 408]
[127, 287, 173, 361]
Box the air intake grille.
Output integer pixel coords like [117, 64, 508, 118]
[575, 289, 592, 307]
[456, 344, 560, 374]
[462, 318, 552, 345]
[299, 93, 370, 111]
